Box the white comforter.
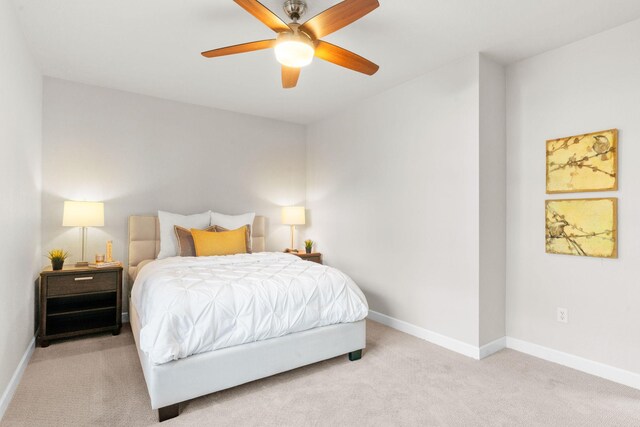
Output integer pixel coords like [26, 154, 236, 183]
[131, 252, 368, 365]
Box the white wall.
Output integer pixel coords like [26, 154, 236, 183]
[307, 54, 506, 350]
[0, 0, 42, 410]
[506, 19, 640, 374]
[307, 56, 482, 346]
[42, 78, 306, 311]
[479, 56, 506, 346]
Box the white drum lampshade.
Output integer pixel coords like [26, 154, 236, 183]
[62, 201, 104, 227]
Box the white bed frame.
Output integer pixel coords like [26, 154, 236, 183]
[127, 215, 366, 422]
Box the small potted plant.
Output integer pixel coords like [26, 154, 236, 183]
[47, 249, 69, 271]
[304, 239, 314, 254]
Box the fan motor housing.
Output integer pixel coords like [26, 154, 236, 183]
[283, 0, 307, 22]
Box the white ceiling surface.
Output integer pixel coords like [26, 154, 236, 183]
[12, 0, 640, 124]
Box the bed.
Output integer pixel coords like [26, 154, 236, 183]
[127, 215, 367, 422]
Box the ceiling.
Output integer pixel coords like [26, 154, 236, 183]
[11, 0, 640, 124]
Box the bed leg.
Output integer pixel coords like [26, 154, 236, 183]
[158, 403, 180, 422]
[348, 349, 362, 361]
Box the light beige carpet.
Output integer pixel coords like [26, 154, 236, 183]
[2, 320, 640, 426]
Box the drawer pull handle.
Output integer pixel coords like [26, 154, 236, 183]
[74, 277, 94, 281]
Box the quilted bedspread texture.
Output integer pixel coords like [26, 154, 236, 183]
[131, 252, 369, 365]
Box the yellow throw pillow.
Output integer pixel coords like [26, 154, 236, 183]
[191, 226, 247, 256]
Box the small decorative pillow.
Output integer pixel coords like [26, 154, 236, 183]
[174, 225, 216, 257]
[212, 224, 252, 253]
[191, 226, 248, 256]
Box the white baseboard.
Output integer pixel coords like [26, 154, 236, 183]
[479, 336, 507, 359]
[0, 336, 35, 421]
[368, 310, 639, 390]
[367, 310, 486, 359]
[506, 337, 640, 390]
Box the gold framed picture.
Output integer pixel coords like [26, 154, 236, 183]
[546, 129, 617, 194]
[545, 198, 617, 258]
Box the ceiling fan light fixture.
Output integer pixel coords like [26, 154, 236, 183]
[201, 0, 380, 88]
[274, 32, 315, 68]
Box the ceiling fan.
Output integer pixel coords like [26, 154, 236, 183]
[201, 0, 380, 88]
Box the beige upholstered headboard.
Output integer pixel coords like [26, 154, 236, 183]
[127, 215, 266, 283]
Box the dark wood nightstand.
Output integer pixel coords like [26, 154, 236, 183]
[38, 265, 122, 347]
[289, 251, 323, 264]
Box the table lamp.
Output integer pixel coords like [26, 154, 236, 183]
[63, 201, 104, 266]
[281, 206, 305, 253]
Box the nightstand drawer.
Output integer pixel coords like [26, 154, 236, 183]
[302, 254, 322, 264]
[47, 272, 118, 296]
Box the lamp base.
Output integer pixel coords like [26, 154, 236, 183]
[284, 248, 300, 254]
[75, 261, 89, 267]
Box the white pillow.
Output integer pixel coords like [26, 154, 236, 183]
[157, 210, 211, 259]
[210, 211, 255, 231]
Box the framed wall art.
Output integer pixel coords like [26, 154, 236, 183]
[546, 129, 617, 194]
[545, 198, 617, 258]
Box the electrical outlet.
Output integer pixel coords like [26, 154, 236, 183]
[557, 307, 568, 323]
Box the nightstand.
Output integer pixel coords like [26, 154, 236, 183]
[38, 265, 122, 347]
[290, 251, 323, 264]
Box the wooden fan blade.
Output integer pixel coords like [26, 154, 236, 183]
[282, 66, 301, 89]
[234, 0, 291, 33]
[201, 39, 276, 58]
[300, 0, 379, 39]
[314, 41, 379, 75]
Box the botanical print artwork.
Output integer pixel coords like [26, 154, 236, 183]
[545, 198, 617, 258]
[546, 129, 617, 193]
